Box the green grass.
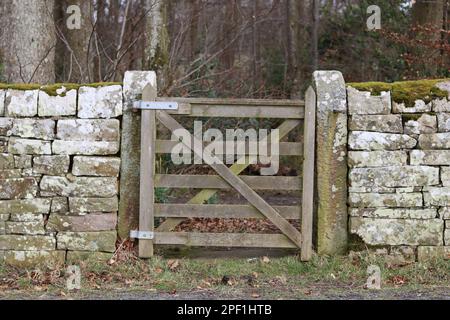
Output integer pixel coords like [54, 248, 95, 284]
[0, 252, 448, 299]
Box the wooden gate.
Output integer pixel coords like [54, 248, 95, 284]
[134, 85, 316, 261]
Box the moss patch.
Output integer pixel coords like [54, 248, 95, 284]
[348, 79, 450, 107]
[0, 84, 41, 91]
[0, 82, 122, 96]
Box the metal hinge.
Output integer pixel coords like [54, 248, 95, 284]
[130, 230, 154, 240]
[133, 101, 179, 110]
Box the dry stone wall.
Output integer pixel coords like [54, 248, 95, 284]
[347, 84, 450, 261]
[0, 84, 122, 266]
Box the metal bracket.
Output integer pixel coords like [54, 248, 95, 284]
[130, 230, 154, 240]
[133, 101, 179, 110]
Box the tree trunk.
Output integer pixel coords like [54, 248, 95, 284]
[0, 0, 56, 84]
[143, 0, 170, 88]
[311, 0, 319, 72]
[412, 0, 445, 76]
[56, 0, 94, 83]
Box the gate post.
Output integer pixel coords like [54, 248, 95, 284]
[119, 71, 157, 240]
[313, 71, 348, 255]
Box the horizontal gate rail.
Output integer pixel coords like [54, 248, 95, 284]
[155, 175, 302, 191]
[155, 140, 303, 156]
[155, 97, 305, 119]
[154, 232, 298, 248]
[154, 204, 301, 219]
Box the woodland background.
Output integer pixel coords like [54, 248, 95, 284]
[0, 0, 449, 99]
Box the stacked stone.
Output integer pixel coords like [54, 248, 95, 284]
[0, 85, 122, 266]
[347, 84, 450, 261]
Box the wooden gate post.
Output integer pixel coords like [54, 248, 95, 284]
[138, 84, 157, 258]
[301, 87, 316, 261]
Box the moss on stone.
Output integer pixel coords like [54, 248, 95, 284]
[0, 83, 41, 91]
[348, 79, 450, 107]
[0, 82, 122, 96]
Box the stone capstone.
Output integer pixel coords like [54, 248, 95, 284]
[38, 89, 77, 116]
[5, 90, 38, 117]
[347, 87, 391, 115]
[392, 100, 432, 113]
[78, 85, 123, 118]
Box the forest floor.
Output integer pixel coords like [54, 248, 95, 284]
[0, 249, 448, 300]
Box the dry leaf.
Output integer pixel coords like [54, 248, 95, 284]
[168, 259, 180, 271]
[261, 256, 270, 264]
[251, 293, 261, 298]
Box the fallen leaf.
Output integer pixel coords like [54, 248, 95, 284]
[261, 256, 270, 264]
[167, 259, 180, 271]
[251, 293, 261, 298]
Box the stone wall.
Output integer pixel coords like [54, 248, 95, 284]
[0, 84, 123, 266]
[347, 83, 450, 261]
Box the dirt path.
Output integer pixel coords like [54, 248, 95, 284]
[2, 286, 448, 300]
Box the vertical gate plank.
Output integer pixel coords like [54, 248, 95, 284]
[139, 84, 157, 258]
[301, 86, 316, 261]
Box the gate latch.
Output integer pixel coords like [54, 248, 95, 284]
[130, 230, 154, 240]
[133, 101, 179, 110]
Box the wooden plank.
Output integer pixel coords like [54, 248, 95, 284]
[157, 97, 305, 107]
[190, 105, 304, 119]
[156, 119, 301, 232]
[301, 86, 316, 261]
[156, 140, 303, 156]
[155, 204, 300, 219]
[156, 175, 302, 191]
[156, 111, 303, 248]
[154, 232, 297, 248]
[138, 84, 157, 258]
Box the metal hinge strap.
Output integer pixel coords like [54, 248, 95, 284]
[133, 101, 179, 110]
[130, 230, 154, 240]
